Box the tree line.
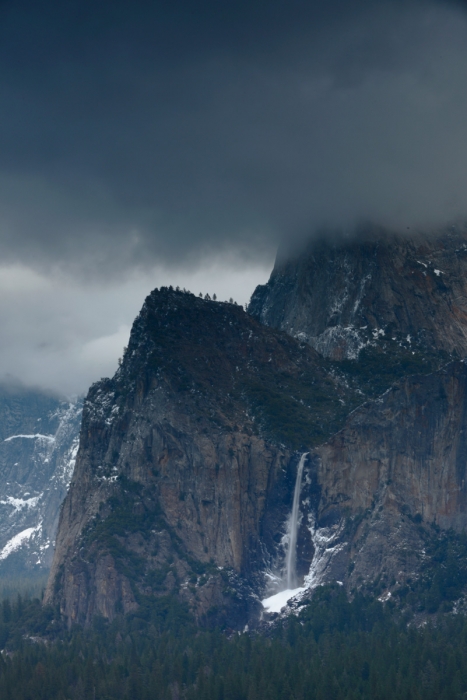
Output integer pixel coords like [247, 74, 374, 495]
[0, 585, 466, 699]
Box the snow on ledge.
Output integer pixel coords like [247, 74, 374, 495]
[0, 495, 41, 511]
[262, 587, 306, 614]
[4, 434, 55, 442]
[0, 526, 41, 560]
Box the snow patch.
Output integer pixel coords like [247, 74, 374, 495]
[0, 526, 41, 560]
[352, 272, 372, 315]
[4, 434, 55, 443]
[304, 517, 347, 589]
[0, 496, 41, 511]
[372, 328, 385, 339]
[311, 325, 369, 360]
[262, 587, 306, 613]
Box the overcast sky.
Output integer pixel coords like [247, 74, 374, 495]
[2, 0, 467, 396]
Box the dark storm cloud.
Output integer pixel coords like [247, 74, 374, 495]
[0, 0, 467, 276]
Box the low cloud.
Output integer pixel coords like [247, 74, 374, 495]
[1, 0, 467, 393]
[0, 261, 271, 396]
[0, 1, 466, 277]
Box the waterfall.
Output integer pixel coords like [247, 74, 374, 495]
[285, 452, 308, 589]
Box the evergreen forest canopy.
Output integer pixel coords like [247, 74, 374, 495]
[1, 585, 467, 700]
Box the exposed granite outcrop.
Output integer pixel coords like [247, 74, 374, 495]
[292, 361, 467, 602]
[317, 362, 467, 530]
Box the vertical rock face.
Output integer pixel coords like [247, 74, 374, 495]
[293, 362, 467, 598]
[316, 362, 467, 531]
[0, 384, 82, 575]
[45, 288, 357, 627]
[249, 226, 467, 360]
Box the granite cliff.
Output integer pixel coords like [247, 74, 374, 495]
[46, 227, 467, 627]
[286, 361, 467, 613]
[44, 288, 357, 627]
[249, 226, 467, 617]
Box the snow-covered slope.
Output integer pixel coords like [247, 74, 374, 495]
[0, 384, 82, 576]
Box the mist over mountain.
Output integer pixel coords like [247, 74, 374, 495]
[3, 0, 467, 401]
[2, 0, 467, 275]
[250, 223, 467, 360]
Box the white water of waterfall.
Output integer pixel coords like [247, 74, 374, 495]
[262, 452, 309, 613]
[285, 452, 308, 589]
